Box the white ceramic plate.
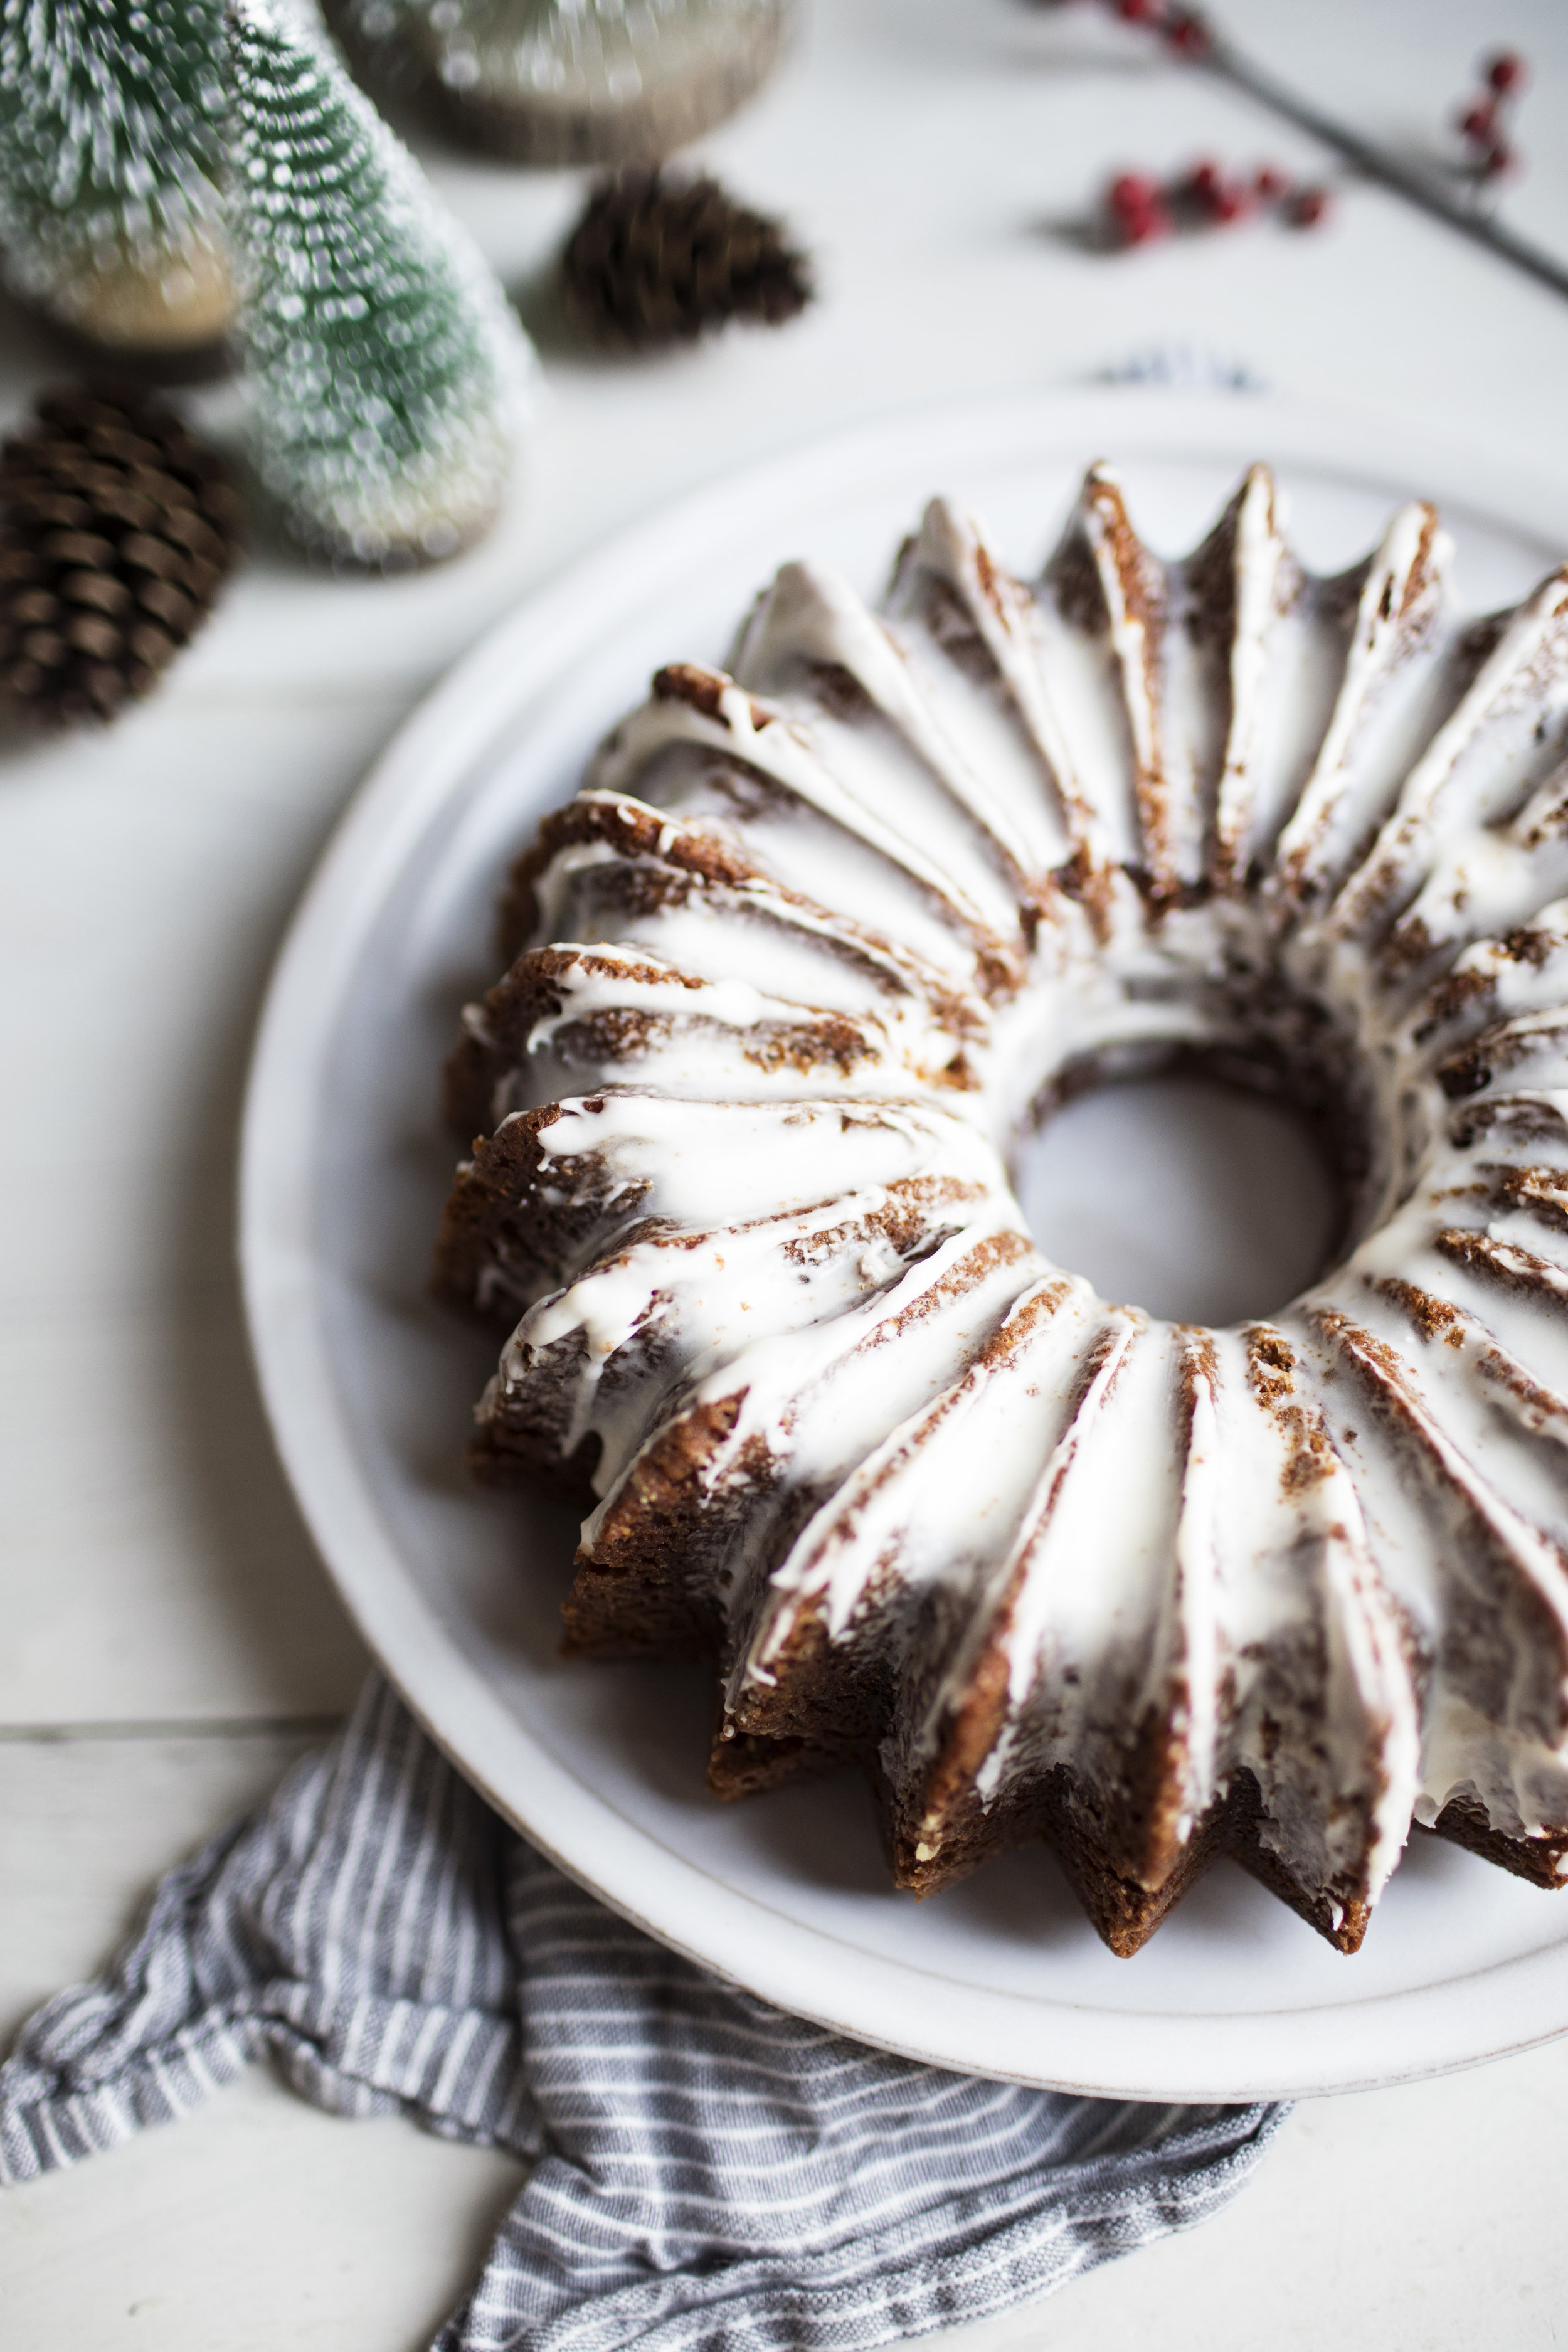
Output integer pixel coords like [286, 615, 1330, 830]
[242, 389, 1568, 2101]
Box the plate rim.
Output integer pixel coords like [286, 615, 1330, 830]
[240, 385, 1568, 2100]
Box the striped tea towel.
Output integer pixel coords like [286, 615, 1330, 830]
[0, 1677, 1285, 2352]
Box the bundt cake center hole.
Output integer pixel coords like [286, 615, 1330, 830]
[1014, 1062, 1344, 1327]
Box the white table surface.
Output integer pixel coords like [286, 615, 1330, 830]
[5, 1, 1568, 2343]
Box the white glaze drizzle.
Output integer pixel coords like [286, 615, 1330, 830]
[448, 461, 1568, 1941]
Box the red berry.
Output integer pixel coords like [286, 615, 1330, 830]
[1108, 171, 1163, 219]
[1458, 97, 1497, 144]
[1287, 185, 1331, 228]
[1253, 164, 1289, 203]
[1105, 174, 1173, 246]
[1480, 137, 1517, 179]
[1120, 199, 1173, 246]
[1485, 49, 1528, 95]
[1181, 159, 1249, 223]
[1116, 0, 1163, 21]
[1163, 9, 1212, 58]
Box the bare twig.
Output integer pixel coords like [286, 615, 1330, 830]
[1199, 23, 1568, 303]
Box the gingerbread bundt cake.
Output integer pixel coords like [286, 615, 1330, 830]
[435, 463, 1568, 1956]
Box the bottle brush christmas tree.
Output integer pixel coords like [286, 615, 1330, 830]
[0, 0, 235, 360]
[225, 0, 534, 569]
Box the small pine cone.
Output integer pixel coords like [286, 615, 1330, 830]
[0, 384, 242, 729]
[561, 170, 813, 348]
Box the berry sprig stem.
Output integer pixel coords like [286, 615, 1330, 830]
[1453, 51, 1528, 198]
[1107, 6, 1568, 305]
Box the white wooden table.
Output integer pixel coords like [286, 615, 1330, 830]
[6, 3, 1568, 2343]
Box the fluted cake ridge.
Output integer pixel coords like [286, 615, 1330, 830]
[435, 460, 1568, 1956]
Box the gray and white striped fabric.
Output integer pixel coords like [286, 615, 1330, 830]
[1, 1677, 1285, 2352]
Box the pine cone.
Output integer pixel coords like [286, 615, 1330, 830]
[561, 171, 812, 347]
[0, 385, 242, 729]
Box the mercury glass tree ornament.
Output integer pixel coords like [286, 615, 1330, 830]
[0, 0, 236, 365]
[344, 0, 793, 164]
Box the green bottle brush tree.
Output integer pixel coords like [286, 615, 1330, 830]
[0, 0, 235, 359]
[225, 0, 534, 568]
